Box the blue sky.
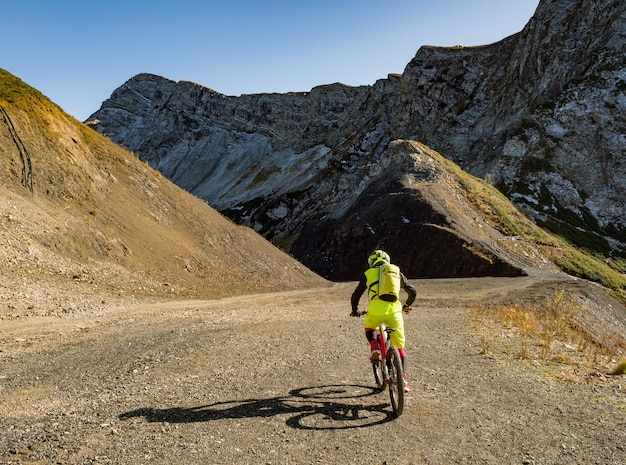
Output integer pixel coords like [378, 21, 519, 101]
[2, 1, 539, 121]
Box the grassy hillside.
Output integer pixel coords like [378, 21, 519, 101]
[425, 143, 626, 302]
[0, 69, 327, 316]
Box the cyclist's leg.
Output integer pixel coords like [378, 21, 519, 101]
[363, 311, 385, 361]
[365, 328, 379, 351]
[387, 308, 410, 391]
[387, 310, 406, 351]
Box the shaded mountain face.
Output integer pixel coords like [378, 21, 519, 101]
[289, 141, 527, 280]
[0, 69, 327, 314]
[86, 0, 625, 278]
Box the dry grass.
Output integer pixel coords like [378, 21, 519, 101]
[467, 290, 626, 376]
[610, 359, 626, 376]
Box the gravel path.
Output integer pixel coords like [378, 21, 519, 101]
[1, 277, 625, 464]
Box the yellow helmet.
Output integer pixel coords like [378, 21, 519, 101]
[368, 249, 390, 267]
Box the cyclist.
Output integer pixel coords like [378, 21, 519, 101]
[350, 249, 416, 392]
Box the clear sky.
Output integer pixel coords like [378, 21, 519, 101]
[2, 0, 540, 121]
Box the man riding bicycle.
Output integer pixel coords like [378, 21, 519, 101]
[351, 249, 416, 392]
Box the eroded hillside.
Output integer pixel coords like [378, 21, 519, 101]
[0, 69, 327, 317]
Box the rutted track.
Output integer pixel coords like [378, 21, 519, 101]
[0, 106, 33, 193]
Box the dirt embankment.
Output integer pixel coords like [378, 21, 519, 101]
[1, 274, 624, 464]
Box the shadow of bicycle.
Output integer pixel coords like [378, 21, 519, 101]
[119, 384, 396, 430]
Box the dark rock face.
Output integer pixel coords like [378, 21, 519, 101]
[290, 141, 524, 280]
[291, 191, 523, 280]
[86, 0, 626, 277]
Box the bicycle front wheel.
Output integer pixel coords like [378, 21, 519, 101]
[386, 346, 404, 417]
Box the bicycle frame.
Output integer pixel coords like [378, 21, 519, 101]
[377, 323, 390, 368]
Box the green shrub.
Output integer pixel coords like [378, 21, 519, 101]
[610, 359, 626, 376]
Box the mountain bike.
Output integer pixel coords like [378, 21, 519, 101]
[355, 311, 405, 417]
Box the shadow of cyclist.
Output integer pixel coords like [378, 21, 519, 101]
[119, 384, 396, 430]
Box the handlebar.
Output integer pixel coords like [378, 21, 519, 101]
[350, 307, 412, 317]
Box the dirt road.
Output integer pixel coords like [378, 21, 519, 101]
[1, 276, 624, 464]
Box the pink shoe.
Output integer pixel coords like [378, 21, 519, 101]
[402, 374, 411, 392]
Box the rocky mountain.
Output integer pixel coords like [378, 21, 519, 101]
[86, 0, 625, 280]
[0, 69, 327, 316]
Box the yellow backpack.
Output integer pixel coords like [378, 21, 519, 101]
[377, 263, 401, 302]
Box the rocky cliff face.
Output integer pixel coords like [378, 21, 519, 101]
[400, 0, 626, 257]
[87, 0, 625, 278]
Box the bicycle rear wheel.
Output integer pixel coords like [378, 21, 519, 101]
[386, 346, 404, 417]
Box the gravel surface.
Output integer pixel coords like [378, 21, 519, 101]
[1, 275, 625, 464]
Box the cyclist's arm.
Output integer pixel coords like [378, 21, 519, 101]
[351, 276, 367, 312]
[400, 272, 416, 307]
